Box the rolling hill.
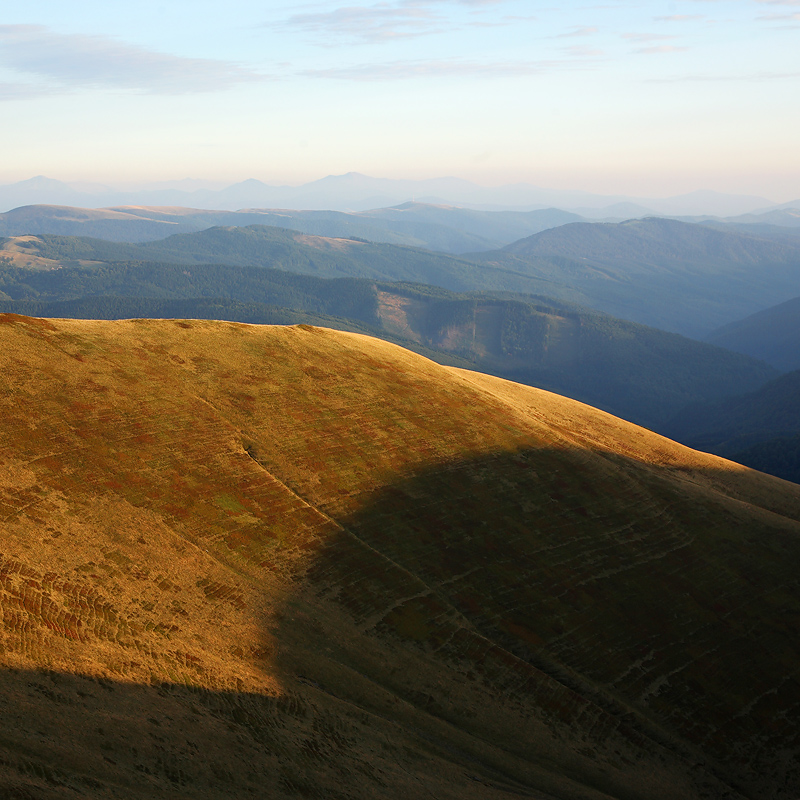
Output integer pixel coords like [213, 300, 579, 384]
[705, 294, 800, 371]
[0, 226, 561, 296]
[0, 203, 585, 253]
[468, 217, 800, 336]
[0, 261, 777, 429]
[1, 314, 799, 799]
[11, 216, 800, 342]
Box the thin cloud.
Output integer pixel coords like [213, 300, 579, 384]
[561, 45, 605, 57]
[469, 14, 537, 28]
[650, 70, 800, 82]
[654, 14, 704, 21]
[0, 25, 263, 95]
[755, 0, 800, 4]
[623, 32, 678, 42]
[756, 11, 800, 19]
[635, 45, 689, 54]
[301, 57, 584, 80]
[280, 0, 506, 44]
[283, 5, 441, 43]
[0, 81, 55, 101]
[557, 26, 599, 38]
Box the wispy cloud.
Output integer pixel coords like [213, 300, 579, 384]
[557, 25, 598, 38]
[755, 11, 800, 25]
[0, 25, 263, 96]
[0, 81, 54, 101]
[561, 45, 605, 57]
[469, 14, 537, 29]
[284, 4, 441, 43]
[622, 32, 678, 42]
[654, 14, 704, 21]
[280, 0, 506, 44]
[301, 56, 588, 80]
[650, 70, 800, 82]
[635, 45, 689, 54]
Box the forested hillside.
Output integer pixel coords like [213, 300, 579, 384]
[705, 294, 800, 371]
[664, 369, 800, 455]
[469, 218, 800, 336]
[1, 227, 563, 296]
[0, 203, 586, 252]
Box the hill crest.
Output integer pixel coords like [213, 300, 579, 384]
[1, 314, 799, 799]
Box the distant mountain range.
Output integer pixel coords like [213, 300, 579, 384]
[0, 202, 586, 253]
[665, 369, 800, 454]
[663, 369, 800, 484]
[0, 173, 791, 216]
[676, 207, 800, 229]
[469, 218, 800, 337]
[7, 217, 800, 337]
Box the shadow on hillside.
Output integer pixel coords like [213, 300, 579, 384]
[2, 446, 800, 800]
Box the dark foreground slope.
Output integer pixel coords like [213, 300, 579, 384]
[1, 314, 800, 800]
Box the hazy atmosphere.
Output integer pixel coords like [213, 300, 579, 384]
[2, 0, 799, 199]
[4, 2, 800, 799]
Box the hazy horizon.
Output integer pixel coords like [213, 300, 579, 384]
[2, 1, 798, 200]
[0, 170, 794, 204]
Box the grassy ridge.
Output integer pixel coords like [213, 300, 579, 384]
[0, 315, 799, 798]
[0, 263, 777, 430]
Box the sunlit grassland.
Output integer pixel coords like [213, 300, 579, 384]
[0, 313, 799, 800]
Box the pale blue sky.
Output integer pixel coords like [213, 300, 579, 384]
[1, 1, 798, 199]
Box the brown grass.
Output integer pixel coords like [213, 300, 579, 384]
[0, 314, 798, 799]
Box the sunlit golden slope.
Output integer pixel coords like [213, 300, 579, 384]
[1, 313, 799, 800]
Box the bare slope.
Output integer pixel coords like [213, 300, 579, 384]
[1, 314, 800, 799]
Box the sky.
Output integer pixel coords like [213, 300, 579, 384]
[1, 1, 798, 200]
